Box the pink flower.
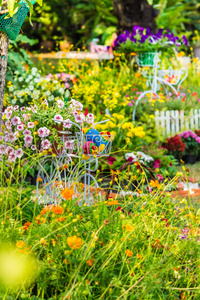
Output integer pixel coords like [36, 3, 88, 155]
[63, 119, 72, 129]
[27, 122, 35, 129]
[54, 114, 63, 124]
[38, 127, 50, 138]
[147, 186, 152, 193]
[11, 116, 20, 125]
[64, 82, 70, 89]
[153, 159, 160, 169]
[0, 145, 6, 154]
[107, 156, 117, 165]
[57, 100, 64, 109]
[75, 115, 82, 123]
[5, 111, 12, 119]
[41, 139, 51, 149]
[16, 148, 24, 158]
[14, 105, 19, 111]
[20, 107, 26, 111]
[6, 146, 15, 156]
[23, 129, 31, 136]
[8, 153, 16, 162]
[22, 114, 29, 120]
[17, 124, 24, 131]
[64, 141, 73, 149]
[5, 121, 12, 129]
[31, 145, 36, 151]
[156, 174, 164, 181]
[24, 135, 33, 144]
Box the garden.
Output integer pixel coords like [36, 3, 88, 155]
[1, 0, 200, 299]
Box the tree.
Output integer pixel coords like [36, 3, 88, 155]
[112, 0, 157, 34]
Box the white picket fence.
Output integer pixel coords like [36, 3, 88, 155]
[154, 109, 200, 137]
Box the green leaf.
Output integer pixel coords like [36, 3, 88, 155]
[7, 0, 15, 17]
[37, 0, 43, 6]
[147, 0, 153, 4]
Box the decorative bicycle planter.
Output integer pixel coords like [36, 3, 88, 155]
[36, 120, 113, 206]
[132, 51, 188, 122]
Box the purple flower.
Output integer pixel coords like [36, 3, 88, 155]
[182, 35, 188, 46]
[41, 139, 51, 150]
[16, 148, 24, 158]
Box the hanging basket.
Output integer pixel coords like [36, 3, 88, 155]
[136, 52, 159, 67]
[0, 0, 35, 41]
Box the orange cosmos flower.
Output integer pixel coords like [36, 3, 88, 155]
[16, 240, 26, 248]
[34, 121, 39, 125]
[51, 206, 63, 215]
[67, 235, 83, 250]
[125, 249, 133, 257]
[23, 221, 31, 230]
[56, 217, 65, 222]
[86, 259, 94, 266]
[60, 187, 74, 200]
[40, 206, 51, 215]
[36, 177, 42, 182]
[149, 180, 161, 188]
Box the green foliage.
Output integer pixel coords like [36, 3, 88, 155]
[154, 0, 200, 37]
[7, 35, 38, 81]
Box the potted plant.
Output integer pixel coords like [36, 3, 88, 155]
[162, 135, 186, 162]
[179, 131, 200, 164]
[113, 26, 188, 65]
[1, 98, 95, 162]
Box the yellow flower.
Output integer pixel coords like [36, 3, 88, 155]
[122, 225, 134, 232]
[67, 235, 83, 250]
[125, 249, 133, 257]
[107, 200, 119, 206]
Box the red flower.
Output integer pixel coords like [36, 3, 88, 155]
[107, 157, 117, 165]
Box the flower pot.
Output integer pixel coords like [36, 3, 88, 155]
[182, 154, 196, 165]
[136, 52, 159, 67]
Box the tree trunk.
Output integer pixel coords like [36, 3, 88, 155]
[112, 0, 157, 34]
[0, 31, 9, 130]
